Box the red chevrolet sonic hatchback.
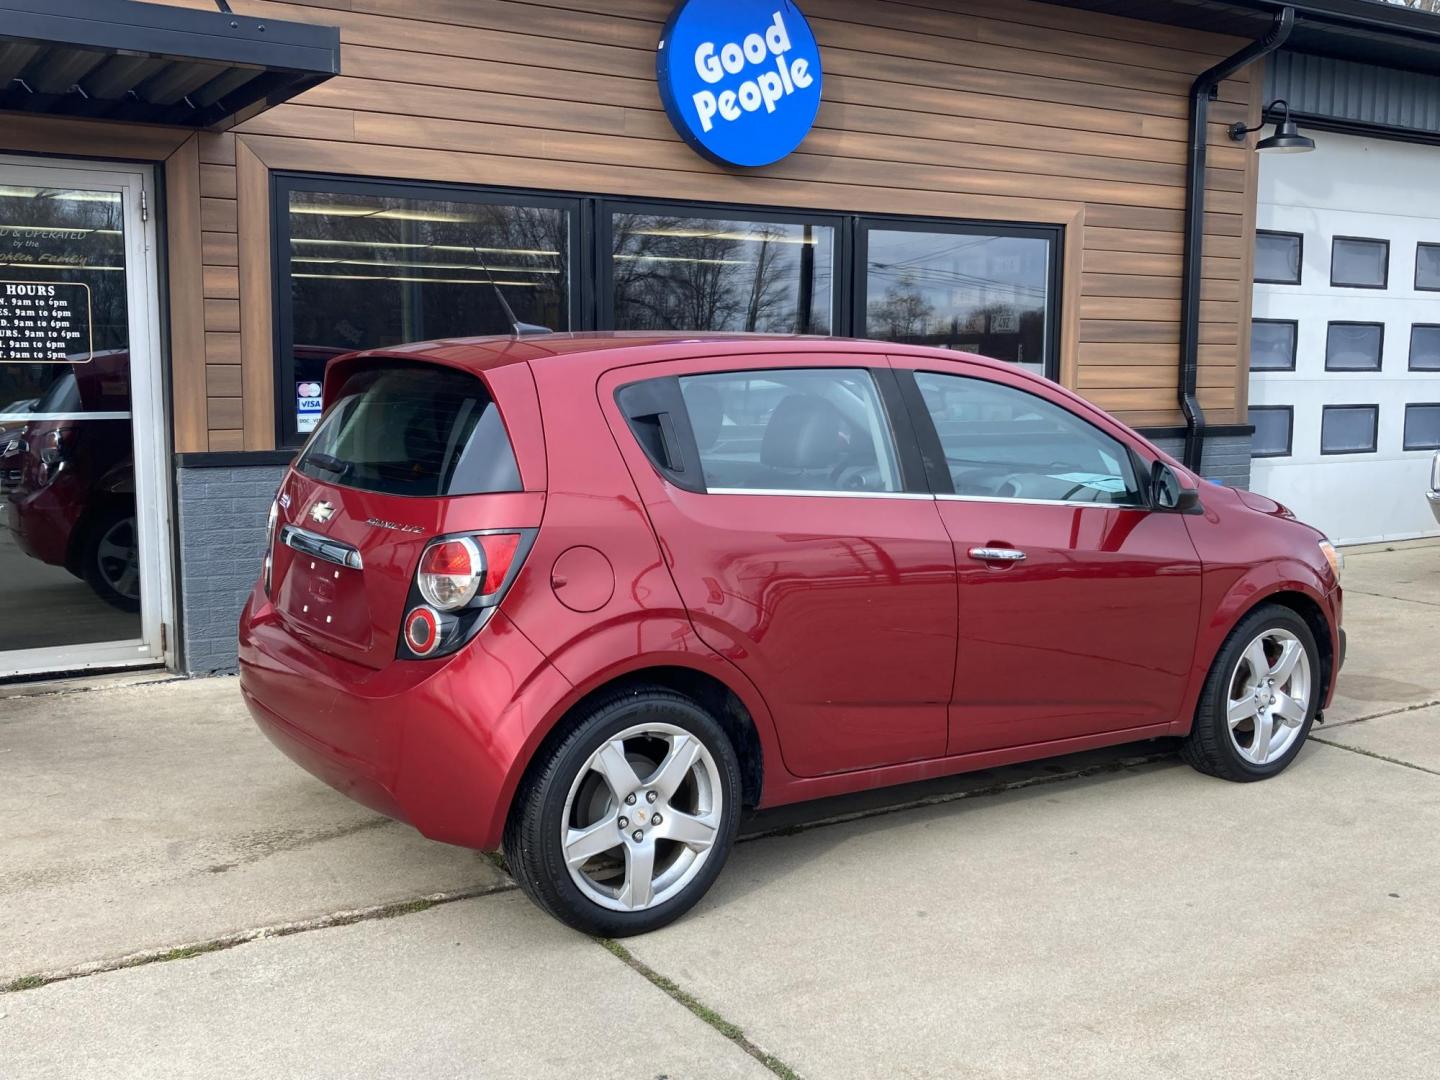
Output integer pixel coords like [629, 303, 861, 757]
[239, 334, 1344, 935]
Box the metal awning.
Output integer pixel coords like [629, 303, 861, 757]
[1042, 0, 1440, 74]
[0, 0, 340, 129]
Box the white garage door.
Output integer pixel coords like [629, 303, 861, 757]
[1251, 131, 1440, 545]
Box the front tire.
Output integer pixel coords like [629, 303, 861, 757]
[503, 688, 742, 936]
[79, 505, 141, 613]
[1181, 603, 1320, 782]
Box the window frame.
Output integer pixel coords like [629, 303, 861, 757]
[1254, 229, 1303, 286]
[1323, 320, 1385, 373]
[594, 198, 847, 338]
[271, 172, 587, 448]
[1403, 403, 1440, 452]
[1410, 323, 1440, 372]
[853, 216, 1063, 380]
[1329, 235, 1390, 290]
[1249, 318, 1298, 372]
[270, 175, 1068, 448]
[1415, 242, 1440, 292]
[1249, 405, 1294, 459]
[896, 367, 1147, 507]
[1320, 404, 1380, 456]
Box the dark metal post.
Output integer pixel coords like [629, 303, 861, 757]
[1179, 7, 1295, 473]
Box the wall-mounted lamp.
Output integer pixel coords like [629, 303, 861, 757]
[1228, 99, 1315, 153]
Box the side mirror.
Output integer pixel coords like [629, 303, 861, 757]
[1151, 460, 1201, 513]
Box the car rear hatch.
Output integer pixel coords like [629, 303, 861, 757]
[267, 355, 544, 670]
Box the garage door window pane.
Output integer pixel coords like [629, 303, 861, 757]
[1405, 404, 1440, 450]
[1411, 325, 1440, 371]
[862, 226, 1054, 375]
[1325, 323, 1383, 371]
[1251, 320, 1297, 371]
[1255, 231, 1301, 284]
[611, 211, 833, 334]
[1417, 243, 1440, 290]
[1331, 237, 1389, 289]
[677, 368, 900, 493]
[1251, 407, 1292, 457]
[1321, 405, 1378, 454]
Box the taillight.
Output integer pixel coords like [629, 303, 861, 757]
[418, 537, 482, 611]
[262, 497, 279, 596]
[399, 530, 532, 661]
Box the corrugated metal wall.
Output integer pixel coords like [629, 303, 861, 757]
[1268, 50, 1440, 134]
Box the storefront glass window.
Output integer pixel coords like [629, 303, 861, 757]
[859, 224, 1055, 375]
[277, 180, 574, 445]
[609, 211, 833, 334]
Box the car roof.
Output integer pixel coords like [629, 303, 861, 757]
[338, 331, 1014, 376]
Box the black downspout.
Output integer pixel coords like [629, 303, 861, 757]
[1180, 6, 1294, 473]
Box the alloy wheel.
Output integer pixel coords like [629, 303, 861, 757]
[96, 516, 140, 601]
[1225, 627, 1311, 766]
[561, 722, 723, 913]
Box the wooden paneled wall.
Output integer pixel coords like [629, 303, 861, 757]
[16, 0, 1267, 451]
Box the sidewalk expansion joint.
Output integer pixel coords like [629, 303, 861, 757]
[1321, 698, 1440, 730]
[1311, 736, 1440, 778]
[738, 750, 1176, 844]
[0, 881, 517, 996]
[1345, 588, 1440, 609]
[598, 938, 802, 1080]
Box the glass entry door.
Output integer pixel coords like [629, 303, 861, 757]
[0, 159, 170, 677]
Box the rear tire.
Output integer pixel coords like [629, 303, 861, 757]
[79, 505, 141, 613]
[503, 687, 742, 936]
[1181, 603, 1320, 782]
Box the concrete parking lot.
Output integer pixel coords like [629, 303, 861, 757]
[1, 542, 1437, 1078]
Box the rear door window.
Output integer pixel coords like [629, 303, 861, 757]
[675, 368, 903, 494]
[913, 371, 1141, 505]
[296, 363, 520, 496]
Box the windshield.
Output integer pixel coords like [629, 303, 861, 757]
[295, 363, 521, 497]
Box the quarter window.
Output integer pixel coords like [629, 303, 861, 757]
[1330, 237, 1389, 289]
[1324, 322, 1384, 372]
[676, 368, 902, 494]
[1250, 406, 1292, 458]
[1321, 405, 1379, 455]
[1250, 319, 1297, 371]
[1255, 231, 1302, 285]
[912, 372, 1141, 505]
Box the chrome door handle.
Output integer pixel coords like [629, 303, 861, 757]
[968, 546, 1027, 562]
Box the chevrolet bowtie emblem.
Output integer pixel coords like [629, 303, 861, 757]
[309, 500, 335, 524]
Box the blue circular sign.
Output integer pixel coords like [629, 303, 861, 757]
[656, 0, 824, 168]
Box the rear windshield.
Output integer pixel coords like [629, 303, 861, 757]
[295, 364, 521, 497]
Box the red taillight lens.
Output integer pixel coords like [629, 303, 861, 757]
[476, 532, 520, 594]
[416, 532, 524, 612]
[404, 606, 441, 656]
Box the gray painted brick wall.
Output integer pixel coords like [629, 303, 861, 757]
[177, 464, 286, 674]
[1148, 434, 1252, 491]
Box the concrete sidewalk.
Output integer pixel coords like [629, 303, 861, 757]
[1, 542, 1437, 1078]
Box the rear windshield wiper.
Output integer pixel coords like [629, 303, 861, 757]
[303, 451, 351, 478]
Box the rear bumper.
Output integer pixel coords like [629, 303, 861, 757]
[238, 587, 570, 850]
